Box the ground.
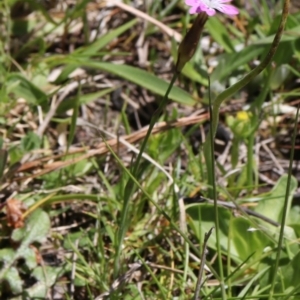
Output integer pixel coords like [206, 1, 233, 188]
[0, 0, 300, 299]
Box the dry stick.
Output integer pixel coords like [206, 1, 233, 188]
[194, 227, 214, 300]
[94, 262, 143, 300]
[184, 197, 280, 227]
[77, 119, 176, 186]
[110, 0, 182, 42]
[36, 94, 65, 138]
[70, 239, 79, 300]
[17, 102, 242, 177]
[20, 93, 67, 171]
[15, 114, 209, 179]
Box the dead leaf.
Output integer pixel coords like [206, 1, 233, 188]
[30, 245, 43, 265]
[6, 198, 27, 228]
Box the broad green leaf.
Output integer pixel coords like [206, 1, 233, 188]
[32, 266, 64, 286]
[24, 266, 65, 298]
[0, 210, 50, 282]
[270, 64, 290, 89]
[3, 267, 23, 295]
[68, 61, 196, 105]
[51, 52, 197, 104]
[187, 203, 276, 264]
[6, 73, 48, 107]
[187, 205, 238, 258]
[288, 205, 300, 237]
[22, 247, 38, 270]
[231, 218, 268, 261]
[254, 175, 297, 226]
[277, 251, 300, 294]
[181, 62, 208, 86]
[272, 41, 295, 65]
[12, 209, 50, 246]
[0, 248, 15, 263]
[0, 249, 20, 289]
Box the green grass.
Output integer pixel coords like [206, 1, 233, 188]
[1, 0, 300, 299]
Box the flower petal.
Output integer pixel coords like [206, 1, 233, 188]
[218, 4, 239, 15]
[185, 0, 198, 6]
[185, 0, 239, 16]
[198, 2, 208, 10]
[204, 7, 216, 16]
[189, 6, 198, 14]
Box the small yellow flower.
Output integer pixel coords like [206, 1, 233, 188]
[236, 111, 250, 121]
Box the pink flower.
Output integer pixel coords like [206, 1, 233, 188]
[185, 0, 239, 16]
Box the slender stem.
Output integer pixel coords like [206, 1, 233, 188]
[132, 73, 178, 176]
[246, 132, 254, 189]
[210, 0, 290, 139]
[103, 126, 223, 279]
[114, 73, 178, 276]
[209, 294, 300, 300]
[203, 0, 290, 297]
[268, 106, 300, 299]
[247, 67, 272, 190]
[208, 78, 226, 299]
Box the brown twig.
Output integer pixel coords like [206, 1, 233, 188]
[15, 113, 209, 180]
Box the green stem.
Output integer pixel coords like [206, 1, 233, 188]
[268, 106, 300, 299]
[211, 294, 299, 300]
[204, 0, 290, 297]
[132, 73, 178, 176]
[208, 78, 226, 299]
[247, 67, 272, 190]
[246, 132, 254, 189]
[210, 0, 290, 139]
[114, 73, 178, 276]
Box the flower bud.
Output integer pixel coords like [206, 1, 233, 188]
[176, 12, 208, 73]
